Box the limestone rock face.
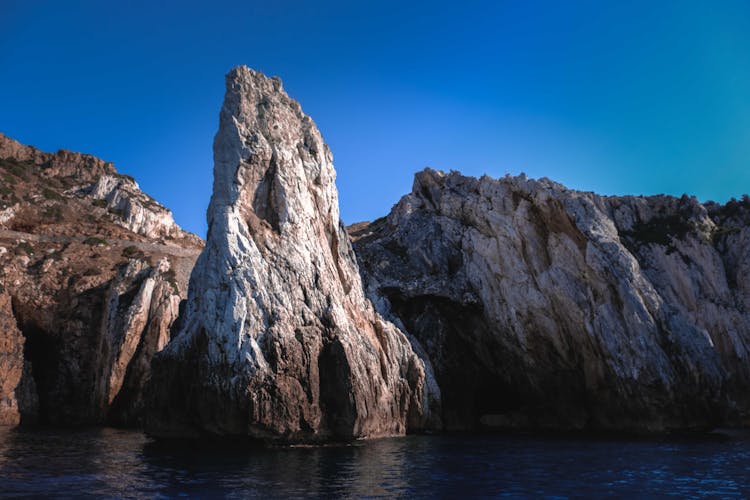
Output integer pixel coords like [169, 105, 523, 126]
[95, 258, 184, 425]
[2, 254, 190, 426]
[146, 67, 439, 441]
[0, 133, 192, 241]
[0, 134, 202, 426]
[352, 169, 750, 432]
[86, 174, 179, 239]
[1, 249, 195, 426]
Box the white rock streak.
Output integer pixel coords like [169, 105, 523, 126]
[147, 66, 440, 441]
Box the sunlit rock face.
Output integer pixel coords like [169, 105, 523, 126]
[96, 258, 185, 426]
[0, 133, 189, 241]
[146, 66, 440, 441]
[86, 174, 179, 240]
[0, 134, 202, 427]
[352, 168, 750, 432]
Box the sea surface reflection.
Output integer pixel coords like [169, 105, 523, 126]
[1, 427, 750, 498]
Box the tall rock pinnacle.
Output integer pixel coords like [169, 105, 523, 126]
[146, 66, 440, 441]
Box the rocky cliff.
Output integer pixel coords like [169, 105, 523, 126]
[145, 66, 439, 441]
[0, 133, 203, 426]
[352, 169, 750, 432]
[0, 134, 185, 240]
[4, 67, 749, 439]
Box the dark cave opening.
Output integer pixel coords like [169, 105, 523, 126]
[317, 337, 356, 436]
[11, 299, 57, 425]
[386, 292, 524, 430]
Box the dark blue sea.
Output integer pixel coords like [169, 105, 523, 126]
[1, 427, 749, 498]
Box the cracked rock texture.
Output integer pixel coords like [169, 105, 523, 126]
[0, 292, 37, 425]
[0, 133, 191, 240]
[352, 168, 750, 432]
[0, 134, 202, 426]
[146, 66, 440, 441]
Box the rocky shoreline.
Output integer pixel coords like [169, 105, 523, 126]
[2, 66, 749, 442]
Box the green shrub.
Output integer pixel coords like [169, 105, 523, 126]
[164, 269, 179, 295]
[122, 245, 139, 258]
[42, 188, 62, 201]
[91, 199, 108, 208]
[0, 158, 30, 179]
[83, 267, 100, 276]
[108, 207, 125, 218]
[113, 172, 136, 183]
[43, 205, 63, 222]
[16, 241, 33, 255]
[712, 225, 741, 246]
[83, 237, 107, 246]
[621, 215, 692, 249]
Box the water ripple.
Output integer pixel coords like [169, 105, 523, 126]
[1, 428, 750, 498]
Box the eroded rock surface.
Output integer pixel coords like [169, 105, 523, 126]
[146, 66, 439, 441]
[352, 169, 750, 432]
[0, 292, 36, 425]
[0, 134, 202, 426]
[0, 133, 194, 241]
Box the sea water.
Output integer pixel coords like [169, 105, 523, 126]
[1, 427, 749, 498]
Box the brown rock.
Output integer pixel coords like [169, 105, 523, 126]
[0, 292, 37, 425]
[0, 133, 203, 426]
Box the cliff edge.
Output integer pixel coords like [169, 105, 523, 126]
[0, 133, 203, 426]
[352, 168, 750, 432]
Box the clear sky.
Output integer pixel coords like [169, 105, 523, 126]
[1, 1, 749, 237]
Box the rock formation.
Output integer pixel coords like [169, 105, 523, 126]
[0, 133, 184, 240]
[146, 66, 439, 441]
[352, 169, 750, 432]
[0, 133, 202, 426]
[0, 292, 36, 425]
[4, 67, 749, 438]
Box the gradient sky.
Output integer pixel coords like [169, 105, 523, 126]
[1, 1, 749, 237]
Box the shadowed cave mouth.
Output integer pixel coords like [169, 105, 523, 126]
[383, 290, 525, 430]
[317, 337, 357, 436]
[11, 297, 57, 424]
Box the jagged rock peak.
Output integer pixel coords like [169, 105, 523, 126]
[146, 66, 440, 442]
[209, 65, 337, 239]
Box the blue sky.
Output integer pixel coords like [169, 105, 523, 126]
[1, 1, 749, 236]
